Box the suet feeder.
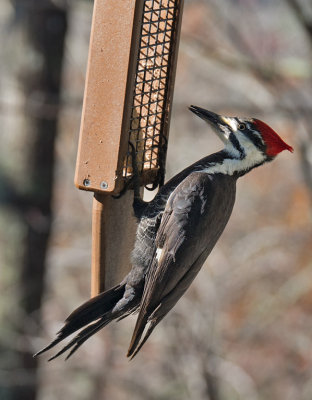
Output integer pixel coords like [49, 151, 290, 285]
[75, 0, 184, 296]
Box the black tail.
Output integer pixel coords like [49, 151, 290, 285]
[34, 283, 133, 360]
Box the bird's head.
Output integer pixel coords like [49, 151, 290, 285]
[189, 106, 293, 170]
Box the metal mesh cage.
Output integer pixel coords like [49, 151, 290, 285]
[75, 0, 183, 195]
[123, 0, 183, 186]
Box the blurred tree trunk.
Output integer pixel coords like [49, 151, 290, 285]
[0, 2, 67, 399]
[286, 0, 312, 199]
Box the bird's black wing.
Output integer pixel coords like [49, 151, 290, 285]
[127, 172, 236, 357]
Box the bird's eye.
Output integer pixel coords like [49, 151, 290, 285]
[238, 123, 246, 131]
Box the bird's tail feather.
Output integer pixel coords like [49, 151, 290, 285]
[127, 319, 155, 359]
[34, 283, 126, 359]
[48, 317, 111, 361]
[127, 312, 165, 359]
[127, 314, 148, 358]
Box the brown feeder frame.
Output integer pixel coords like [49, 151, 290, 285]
[75, 0, 184, 296]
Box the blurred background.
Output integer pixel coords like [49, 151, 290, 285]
[0, 0, 311, 399]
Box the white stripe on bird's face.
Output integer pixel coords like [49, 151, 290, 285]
[221, 116, 238, 133]
[201, 146, 265, 175]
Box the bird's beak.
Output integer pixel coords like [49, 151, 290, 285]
[189, 105, 232, 144]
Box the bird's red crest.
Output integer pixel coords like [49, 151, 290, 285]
[253, 119, 294, 157]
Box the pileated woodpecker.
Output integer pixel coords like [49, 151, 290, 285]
[35, 106, 293, 360]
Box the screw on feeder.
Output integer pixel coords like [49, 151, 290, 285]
[83, 178, 91, 187]
[100, 181, 108, 190]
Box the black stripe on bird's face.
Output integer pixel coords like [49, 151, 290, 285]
[228, 131, 245, 159]
[234, 118, 267, 155]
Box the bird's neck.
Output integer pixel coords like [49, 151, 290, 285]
[144, 149, 266, 217]
[199, 148, 266, 177]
